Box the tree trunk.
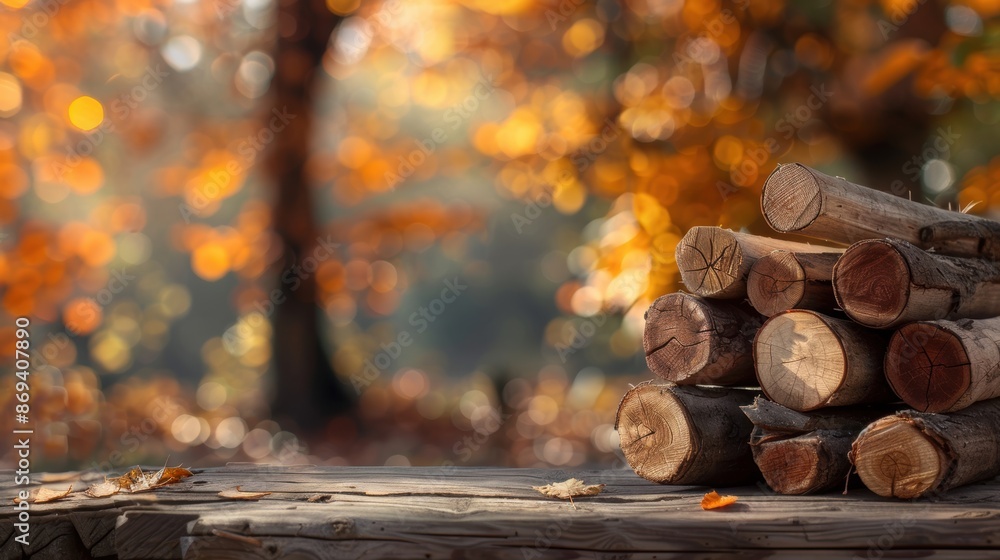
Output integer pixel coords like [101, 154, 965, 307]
[615, 381, 758, 485]
[742, 398, 888, 495]
[643, 293, 763, 386]
[833, 238, 1000, 329]
[675, 226, 834, 299]
[754, 310, 893, 411]
[265, 0, 352, 431]
[746, 251, 841, 317]
[886, 317, 1000, 413]
[761, 163, 1000, 258]
[850, 399, 1000, 498]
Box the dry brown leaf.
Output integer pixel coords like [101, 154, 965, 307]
[532, 478, 605, 508]
[13, 486, 74, 504]
[85, 465, 193, 498]
[701, 490, 738, 510]
[85, 480, 120, 498]
[218, 486, 272, 500]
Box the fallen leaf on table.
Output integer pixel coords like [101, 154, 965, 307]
[532, 478, 605, 508]
[701, 490, 738, 510]
[85, 464, 194, 498]
[85, 480, 120, 498]
[219, 487, 272, 500]
[13, 486, 73, 504]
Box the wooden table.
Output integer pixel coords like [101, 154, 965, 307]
[2, 465, 999, 559]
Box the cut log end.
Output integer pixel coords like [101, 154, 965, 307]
[761, 163, 822, 233]
[676, 227, 744, 298]
[747, 251, 806, 316]
[886, 323, 971, 413]
[852, 419, 945, 499]
[644, 294, 712, 382]
[834, 240, 910, 328]
[755, 311, 846, 411]
[616, 384, 694, 483]
[754, 439, 824, 495]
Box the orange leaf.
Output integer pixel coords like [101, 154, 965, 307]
[701, 490, 738, 510]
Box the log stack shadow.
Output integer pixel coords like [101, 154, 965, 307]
[616, 162, 1000, 498]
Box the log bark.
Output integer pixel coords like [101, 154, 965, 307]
[643, 293, 763, 386]
[746, 251, 842, 317]
[832, 238, 1000, 329]
[754, 310, 893, 411]
[850, 398, 1000, 498]
[742, 398, 889, 495]
[615, 381, 758, 485]
[761, 162, 1000, 258]
[886, 317, 1000, 413]
[675, 226, 832, 299]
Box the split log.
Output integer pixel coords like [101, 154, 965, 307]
[850, 398, 1000, 498]
[742, 398, 890, 495]
[746, 251, 842, 317]
[761, 162, 1000, 259]
[886, 317, 1000, 413]
[833, 238, 1000, 329]
[616, 381, 758, 485]
[754, 310, 893, 411]
[675, 226, 832, 299]
[643, 293, 763, 386]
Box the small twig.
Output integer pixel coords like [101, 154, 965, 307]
[211, 529, 263, 547]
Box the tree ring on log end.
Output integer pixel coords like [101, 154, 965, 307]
[748, 251, 806, 317]
[853, 420, 944, 499]
[834, 240, 910, 328]
[676, 227, 744, 298]
[643, 294, 712, 383]
[616, 384, 695, 484]
[754, 311, 846, 411]
[886, 323, 971, 413]
[755, 439, 819, 495]
[761, 163, 822, 232]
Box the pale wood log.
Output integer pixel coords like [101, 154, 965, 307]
[615, 381, 758, 485]
[742, 398, 889, 495]
[754, 310, 893, 411]
[761, 163, 1000, 258]
[675, 226, 833, 299]
[850, 398, 1000, 499]
[886, 317, 1000, 413]
[747, 251, 842, 317]
[643, 293, 763, 386]
[832, 238, 1000, 329]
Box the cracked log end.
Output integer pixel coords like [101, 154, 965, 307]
[851, 417, 945, 499]
[644, 294, 712, 383]
[761, 163, 822, 233]
[886, 323, 970, 413]
[747, 251, 807, 316]
[676, 226, 745, 298]
[616, 383, 695, 484]
[754, 437, 826, 495]
[834, 240, 910, 328]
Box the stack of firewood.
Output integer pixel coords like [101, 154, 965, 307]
[616, 163, 1000, 499]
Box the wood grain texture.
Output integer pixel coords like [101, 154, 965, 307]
[615, 381, 759, 486]
[643, 293, 763, 385]
[886, 317, 1000, 413]
[761, 163, 1000, 258]
[747, 251, 842, 317]
[2, 465, 1000, 558]
[851, 399, 1000, 498]
[754, 310, 893, 411]
[833, 238, 1000, 329]
[675, 226, 831, 299]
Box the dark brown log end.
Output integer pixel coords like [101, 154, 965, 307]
[747, 251, 806, 316]
[851, 418, 945, 499]
[643, 294, 711, 383]
[754, 439, 822, 495]
[761, 163, 822, 232]
[834, 240, 910, 328]
[676, 226, 743, 298]
[886, 323, 971, 413]
[616, 383, 695, 484]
